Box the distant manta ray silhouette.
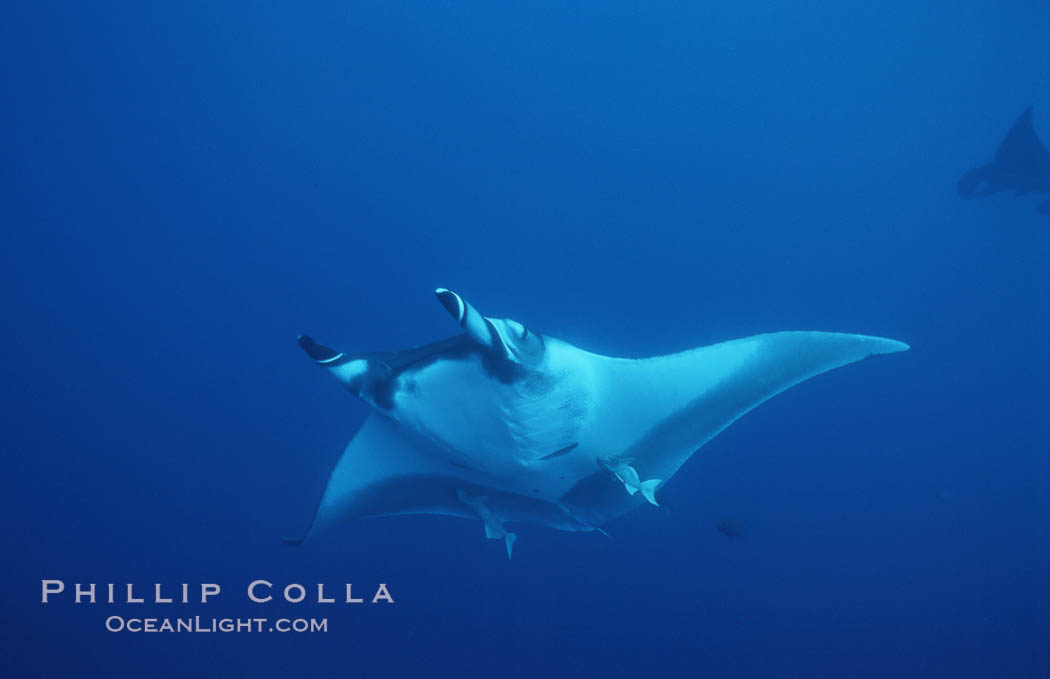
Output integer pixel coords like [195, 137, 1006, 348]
[285, 288, 908, 558]
[958, 107, 1050, 215]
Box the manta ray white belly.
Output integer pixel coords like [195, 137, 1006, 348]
[288, 288, 909, 558]
[391, 352, 589, 488]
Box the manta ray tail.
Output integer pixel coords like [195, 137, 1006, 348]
[638, 479, 661, 507]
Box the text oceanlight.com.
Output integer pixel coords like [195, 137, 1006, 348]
[105, 616, 328, 633]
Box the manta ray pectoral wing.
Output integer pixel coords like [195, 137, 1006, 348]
[613, 332, 908, 472]
[995, 107, 1050, 172]
[286, 415, 467, 544]
[562, 332, 908, 525]
[606, 331, 909, 462]
[288, 417, 593, 544]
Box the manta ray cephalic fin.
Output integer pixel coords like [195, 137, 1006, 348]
[435, 288, 514, 360]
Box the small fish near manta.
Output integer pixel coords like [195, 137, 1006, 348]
[456, 489, 517, 559]
[286, 288, 908, 559]
[596, 456, 661, 506]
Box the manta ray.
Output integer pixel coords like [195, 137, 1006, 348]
[286, 288, 908, 557]
[716, 518, 745, 540]
[958, 106, 1050, 215]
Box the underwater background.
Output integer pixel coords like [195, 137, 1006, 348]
[3, 2, 1048, 677]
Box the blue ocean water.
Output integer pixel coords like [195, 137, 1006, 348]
[3, 2, 1048, 677]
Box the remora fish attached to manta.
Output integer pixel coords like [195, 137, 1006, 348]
[286, 288, 908, 557]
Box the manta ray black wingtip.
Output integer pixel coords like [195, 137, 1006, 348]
[297, 335, 341, 363]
